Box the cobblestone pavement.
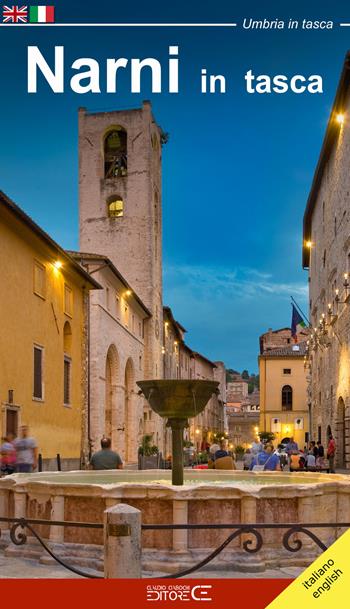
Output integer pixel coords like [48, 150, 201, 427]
[0, 550, 303, 579]
[0, 553, 81, 578]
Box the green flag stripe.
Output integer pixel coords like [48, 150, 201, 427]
[29, 6, 39, 22]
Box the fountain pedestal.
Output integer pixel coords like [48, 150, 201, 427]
[137, 379, 219, 486]
[166, 418, 188, 485]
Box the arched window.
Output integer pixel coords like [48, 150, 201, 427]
[282, 385, 293, 411]
[104, 127, 127, 178]
[63, 321, 72, 354]
[107, 198, 124, 218]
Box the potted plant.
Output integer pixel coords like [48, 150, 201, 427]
[258, 431, 276, 445]
[235, 445, 245, 460]
[197, 451, 208, 464]
[138, 434, 160, 469]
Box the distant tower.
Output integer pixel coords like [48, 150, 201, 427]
[78, 102, 163, 380]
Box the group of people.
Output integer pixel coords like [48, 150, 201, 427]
[241, 435, 337, 473]
[287, 435, 336, 473]
[0, 426, 38, 475]
[0, 430, 339, 475]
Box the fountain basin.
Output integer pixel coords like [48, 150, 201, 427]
[137, 379, 219, 419]
[0, 469, 349, 571]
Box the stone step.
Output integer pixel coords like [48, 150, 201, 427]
[39, 554, 103, 574]
[5, 546, 42, 560]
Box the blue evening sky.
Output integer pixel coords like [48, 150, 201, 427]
[0, 0, 348, 371]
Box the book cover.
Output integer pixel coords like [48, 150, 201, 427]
[0, 1, 349, 606]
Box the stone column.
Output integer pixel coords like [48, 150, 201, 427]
[105, 498, 121, 510]
[90, 369, 106, 452]
[127, 391, 139, 462]
[49, 495, 65, 543]
[297, 495, 314, 548]
[14, 491, 26, 519]
[104, 503, 141, 578]
[0, 490, 9, 530]
[336, 490, 350, 538]
[317, 493, 337, 547]
[167, 418, 188, 485]
[172, 500, 188, 552]
[240, 496, 257, 549]
[112, 385, 125, 457]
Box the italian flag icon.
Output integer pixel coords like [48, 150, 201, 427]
[29, 6, 55, 23]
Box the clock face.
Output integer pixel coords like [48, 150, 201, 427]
[155, 319, 160, 339]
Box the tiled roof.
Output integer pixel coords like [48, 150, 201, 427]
[261, 342, 308, 357]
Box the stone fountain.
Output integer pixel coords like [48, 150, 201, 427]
[137, 379, 219, 485]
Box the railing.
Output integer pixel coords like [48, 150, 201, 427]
[0, 516, 103, 579]
[142, 523, 345, 578]
[0, 516, 348, 579]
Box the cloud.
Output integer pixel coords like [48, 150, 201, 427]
[163, 262, 308, 371]
[164, 262, 308, 301]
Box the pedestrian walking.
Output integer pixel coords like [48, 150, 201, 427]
[14, 426, 38, 473]
[327, 435, 336, 473]
[0, 433, 17, 475]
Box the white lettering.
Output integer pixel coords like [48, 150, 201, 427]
[131, 57, 162, 93]
[70, 58, 101, 93]
[169, 45, 179, 93]
[28, 45, 64, 93]
[106, 58, 128, 93]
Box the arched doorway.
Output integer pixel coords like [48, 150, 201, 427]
[105, 345, 119, 440]
[124, 358, 135, 462]
[336, 398, 346, 468]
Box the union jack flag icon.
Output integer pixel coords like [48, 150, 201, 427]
[3, 5, 28, 23]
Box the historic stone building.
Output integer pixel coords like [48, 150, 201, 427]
[69, 252, 152, 460]
[303, 53, 350, 468]
[226, 378, 260, 447]
[259, 327, 309, 354]
[78, 102, 166, 459]
[162, 306, 227, 452]
[259, 331, 309, 449]
[226, 378, 249, 402]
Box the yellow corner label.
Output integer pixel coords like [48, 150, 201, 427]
[266, 528, 350, 607]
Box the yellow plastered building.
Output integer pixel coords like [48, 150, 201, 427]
[0, 191, 100, 468]
[259, 341, 309, 447]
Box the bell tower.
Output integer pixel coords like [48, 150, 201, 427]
[78, 101, 163, 380]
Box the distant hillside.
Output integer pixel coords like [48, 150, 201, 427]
[226, 368, 259, 394]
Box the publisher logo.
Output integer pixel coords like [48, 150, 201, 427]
[146, 584, 212, 602]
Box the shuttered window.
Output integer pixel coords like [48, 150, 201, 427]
[33, 346, 43, 399]
[33, 261, 46, 298]
[64, 356, 71, 405]
[64, 284, 73, 317]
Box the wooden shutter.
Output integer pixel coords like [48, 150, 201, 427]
[33, 347, 43, 399]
